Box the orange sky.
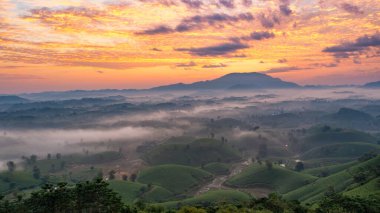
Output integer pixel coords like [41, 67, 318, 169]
[0, 0, 380, 93]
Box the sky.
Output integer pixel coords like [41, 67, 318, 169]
[0, 0, 379, 93]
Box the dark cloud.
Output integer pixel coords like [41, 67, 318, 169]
[278, 58, 288, 63]
[176, 61, 197, 67]
[0, 73, 44, 80]
[218, 0, 235, 9]
[340, 3, 364, 15]
[258, 12, 281, 28]
[176, 42, 249, 56]
[262, 66, 302, 74]
[181, 0, 203, 8]
[323, 32, 380, 53]
[310, 63, 338, 68]
[136, 25, 173, 35]
[151, 48, 162, 51]
[279, 4, 292, 16]
[138, 12, 253, 35]
[242, 31, 275, 41]
[242, 0, 252, 7]
[202, 63, 227, 68]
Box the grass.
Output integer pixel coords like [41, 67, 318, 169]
[157, 190, 252, 208]
[301, 142, 380, 160]
[284, 155, 380, 204]
[343, 177, 380, 198]
[302, 160, 358, 177]
[109, 180, 147, 204]
[203, 163, 230, 175]
[142, 186, 174, 202]
[0, 171, 41, 193]
[143, 138, 241, 166]
[301, 127, 377, 151]
[137, 164, 213, 195]
[225, 164, 317, 194]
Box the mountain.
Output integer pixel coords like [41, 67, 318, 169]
[151, 72, 300, 90]
[0, 95, 29, 104]
[363, 81, 380, 88]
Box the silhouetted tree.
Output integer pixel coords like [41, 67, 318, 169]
[295, 162, 304, 172]
[6, 161, 15, 172]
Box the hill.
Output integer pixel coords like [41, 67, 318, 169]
[0, 95, 29, 104]
[151, 72, 300, 90]
[363, 81, 380, 88]
[300, 142, 380, 161]
[299, 126, 377, 151]
[137, 164, 213, 195]
[330, 108, 374, 122]
[225, 164, 317, 194]
[302, 161, 358, 177]
[284, 155, 380, 203]
[143, 138, 241, 166]
[158, 189, 252, 208]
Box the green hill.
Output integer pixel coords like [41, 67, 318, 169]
[225, 164, 317, 194]
[284, 155, 380, 203]
[344, 177, 380, 198]
[158, 189, 252, 208]
[302, 160, 358, 177]
[300, 126, 377, 151]
[301, 142, 380, 160]
[0, 171, 41, 194]
[203, 163, 230, 175]
[143, 138, 241, 166]
[137, 164, 213, 195]
[92, 180, 176, 204]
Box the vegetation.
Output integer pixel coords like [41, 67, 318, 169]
[137, 164, 213, 194]
[226, 164, 317, 193]
[143, 138, 241, 166]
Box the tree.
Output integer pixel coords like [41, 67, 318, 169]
[56, 153, 62, 160]
[122, 174, 128, 181]
[265, 160, 273, 170]
[108, 170, 116, 180]
[258, 143, 268, 158]
[295, 162, 304, 172]
[6, 161, 15, 172]
[32, 166, 40, 179]
[30, 155, 37, 164]
[130, 173, 137, 182]
[47, 153, 51, 160]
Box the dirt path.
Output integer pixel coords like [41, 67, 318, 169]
[195, 158, 252, 195]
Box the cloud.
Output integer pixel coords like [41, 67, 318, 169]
[136, 25, 173, 35]
[340, 3, 364, 15]
[310, 63, 338, 68]
[257, 12, 281, 28]
[22, 6, 116, 31]
[151, 48, 162, 51]
[0, 73, 44, 80]
[242, 0, 252, 7]
[279, 4, 292, 16]
[323, 32, 380, 56]
[138, 12, 254, 35]
[241, 31, 275, 41]
[181, 0, 203, 9]
[262, 66, 303, 74]
[176, 61, 197, 67]
[219, 0, 235, 9]
[176, 42, 249, 56]
[202, 63, 227, 68]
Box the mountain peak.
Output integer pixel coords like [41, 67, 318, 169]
[152, 72, 299, 90]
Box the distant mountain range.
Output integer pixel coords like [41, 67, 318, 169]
[363, 81, 380, 88]
[151, 72, 300, 90]
[1, 72, 379, 100]
[0, 95, 29, 104]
